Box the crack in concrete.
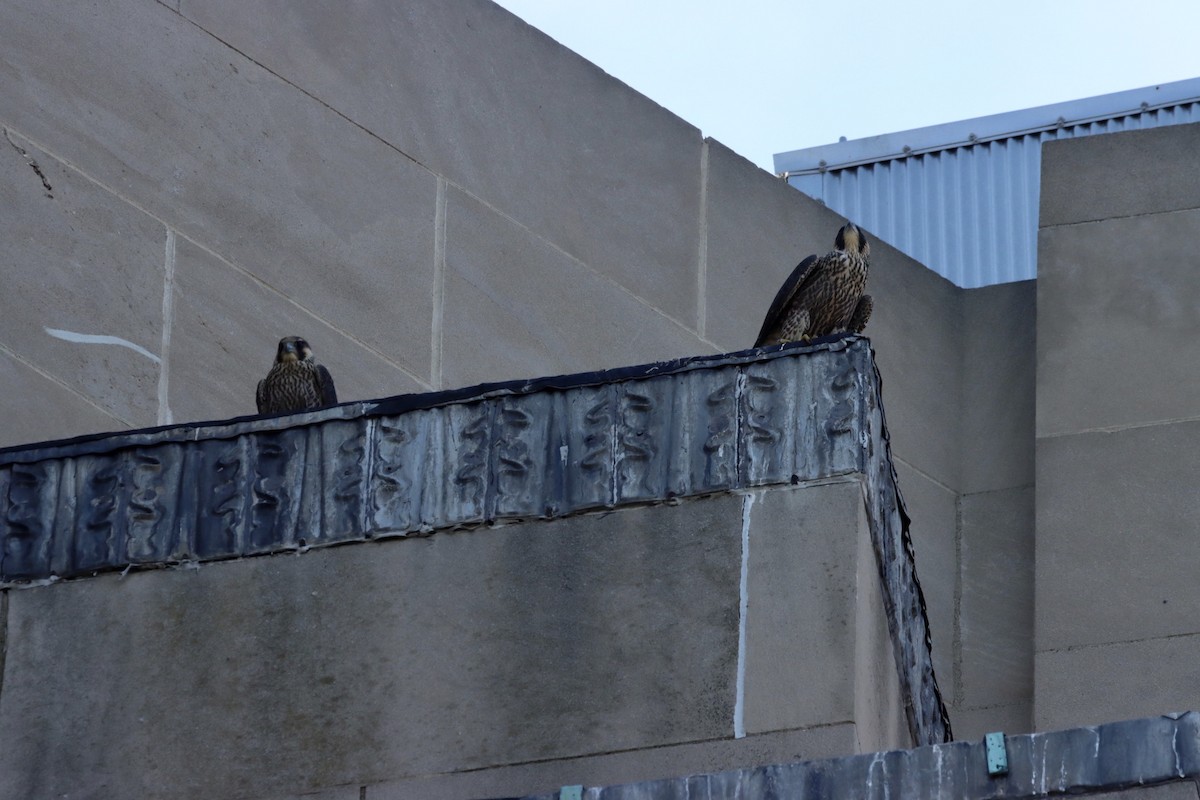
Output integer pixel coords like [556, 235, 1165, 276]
[3, 128, 54, 198]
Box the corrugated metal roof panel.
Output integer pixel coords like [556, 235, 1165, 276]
[774, 79, 1200, 287]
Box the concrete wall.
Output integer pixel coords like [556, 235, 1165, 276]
[1035, 121, 1200, 730]
[0, 0, 1038, 768]
[952, 281, 1037, 737]
[0, 479, 905, 800]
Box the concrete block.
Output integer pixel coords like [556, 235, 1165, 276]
[894, 461, 958, 695]
[0, 129, 165, 427]
[702, 139, 850, 350]
[961, 281, 1035, 494]
[167, 237, 427, 423]
[0, 350, 127, 449]
[854, 497, 910, 755]
[0, 495, 745, 799]
[178, 0, 706, 328]
[960, 487, 1034, 708]
[365, 725, 860, 800]
[865, 238, 963, 491]
[742, 480, 870, 735]
[0, 0, 439, 378]
[1041, 122, 1200, 227]
[1036, 422, 1200, 650]
[440, 187, 710, 388]
[949, 702, 1032, 741]
[1037, 208, 1200, 438]
[1035, 633, 1200, 733]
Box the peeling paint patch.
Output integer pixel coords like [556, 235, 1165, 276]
[44, 327, 161, 364]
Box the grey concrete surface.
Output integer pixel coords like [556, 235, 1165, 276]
[743, 480, 866, 735]
[1040, 123, 1200, 227]
[1035, 635, 1200, 732]
[894, 461, 957, 694]
[168, 237, 427, 423]
[1036, 422, 1200, 651]
[177, 0, 707, 330]
[364, 724, 860, 800]
[0, 0, 440, 381]
[866, 238, 964, 492]
[0, 350, 125, 449]
[0, 128, 165, 429]
[0, 496, 745, 798]
[960, 486, 1034, 708]
[853, 495, 910, 755]
[701, 139, 847, 349]
[440, 187, 710, 388]
[1032, 121, 1200, 741]
[951, 702, 1033, 740]
[1037, 207, 1200, 438]
[961, 280, 1035, 494]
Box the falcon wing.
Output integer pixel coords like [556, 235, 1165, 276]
[316, 364, 338, 408]
[754, 254, 819, 347]
[256, 379, 268, 414]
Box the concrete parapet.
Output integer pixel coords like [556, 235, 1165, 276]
[0, 337, 948, 797]
[0, 339, 874, 579]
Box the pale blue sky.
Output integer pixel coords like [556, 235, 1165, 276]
[494, 1, 1200, 171]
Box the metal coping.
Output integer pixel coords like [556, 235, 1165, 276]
[0, 334, 860, 465]
[774, 77, 1200, 175]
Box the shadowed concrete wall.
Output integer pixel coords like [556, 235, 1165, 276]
[0, 0, 1036, 766]
[0, 482, 903, 800]
[1035, 121, 1200, 731]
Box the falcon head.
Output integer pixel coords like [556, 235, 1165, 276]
[275, 336, 315, 364]
[835, 223, 870, 259]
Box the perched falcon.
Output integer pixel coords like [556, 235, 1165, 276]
[256, 336, 338, 414]
[754, 222, 873, 347]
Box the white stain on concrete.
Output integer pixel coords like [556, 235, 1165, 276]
[734, 491, 755, 739]
[44, 327, 161, 364]
[158, 228, 176, 425]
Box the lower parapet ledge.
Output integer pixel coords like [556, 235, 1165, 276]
[513, 711, 1200, 800]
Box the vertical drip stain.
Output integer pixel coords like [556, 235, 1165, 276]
[734, 490, 754, 739]
[158, 228, 177, 426]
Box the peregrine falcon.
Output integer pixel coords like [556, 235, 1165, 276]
[256, 336, 338, 414]
[754, 222, 873, 347]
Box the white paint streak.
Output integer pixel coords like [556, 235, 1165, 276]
[1173, 724, 1182, 776]
[44, 327, 161, 364]
[696, 139, 709, 339]
[431, 178, 448, 389]
[158, 228, 176, 425]
[734, 491, 754, 739]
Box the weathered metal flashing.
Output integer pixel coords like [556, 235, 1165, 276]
[516, 712, 1200, 800]
[0, 334, 951, 746]
[0, 336, 871, 579]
